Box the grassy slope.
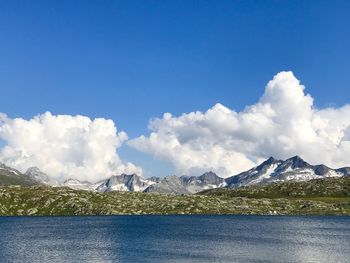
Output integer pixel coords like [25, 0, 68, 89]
[0, 173, 39, 187]
[199, 177, 350, 198]
[0, 177, 350, 216]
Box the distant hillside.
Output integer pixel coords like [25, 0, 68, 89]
[0, 163, 39, 186]
[199, 177, 350, 198]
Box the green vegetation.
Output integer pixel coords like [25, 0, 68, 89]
[0, 177, 350, 216]
[200, 177, 350, 198]
[0, 173, 38, 187]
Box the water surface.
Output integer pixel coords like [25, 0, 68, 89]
[0, 215, 349, 263]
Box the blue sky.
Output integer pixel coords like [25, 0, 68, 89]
[1, 1, 350, 178]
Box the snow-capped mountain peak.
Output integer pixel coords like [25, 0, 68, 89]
[225, 156, 348, 188]
[96, 173, 156, 192]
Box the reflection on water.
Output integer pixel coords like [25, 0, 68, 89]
[0, 215, 349, 263]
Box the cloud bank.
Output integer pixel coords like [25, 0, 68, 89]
[129, 71, 350, 177]
[0, 112, 142, 182]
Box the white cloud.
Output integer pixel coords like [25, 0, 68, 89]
[0, 112, 142, 182]
[129, 71, 350, 177]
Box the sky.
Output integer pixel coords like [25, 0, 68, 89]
[1, 1, 350, 182]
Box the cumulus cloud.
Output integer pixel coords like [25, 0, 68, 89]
[0, 112, 142, 182]
[129, 71, 350, 177]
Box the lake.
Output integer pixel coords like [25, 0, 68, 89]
[0, 215, 349, 262]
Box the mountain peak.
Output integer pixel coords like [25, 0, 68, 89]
[0, 162, 39, 186]
[25, 166, 47, 178]
[25, 166, 42, 174]
[255, 156, 281, 171]
[25, 166, 58, 185]
[288, 155, 304, 162]
[314, 164, 331, 176]
[225, 155, 346, 188]
[96, 173, 154, 192]
[200, 171, 218, 178]
[264, 156, 278, 165]
[285, 155, 309, 169]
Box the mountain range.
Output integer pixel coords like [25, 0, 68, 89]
[0, 162, 38, 186]
[1, 155, 350, 194]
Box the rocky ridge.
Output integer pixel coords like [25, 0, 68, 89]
[1, 156, 350, 194]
